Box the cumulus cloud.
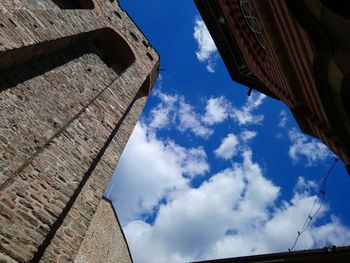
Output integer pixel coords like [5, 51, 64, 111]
[202, 93, 266, 127]
[240, 130, 257, 142]
[194, 17, 218, 73]
[214, 133, 239, 160]
[149, 91, 178, 129]
[288, 129, 333, 166]
[107, 122, 209, 223]
[108, 90, 347, 263]
[214, 130, 257, 161]
[150, 91, 266, 138]
[202, 96, 231, 125]
[148, 91, 213, 138]
[231, 93, 266, 126]
[123, 150, 350, 263]
[177, 101, 213, 138]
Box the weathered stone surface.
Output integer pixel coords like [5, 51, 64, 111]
[0, 0, 159, 262]
[74, 198, 132, 263]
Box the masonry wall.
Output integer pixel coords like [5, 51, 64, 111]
[0, 0, 159, 262]
[75, 198, 132, 263]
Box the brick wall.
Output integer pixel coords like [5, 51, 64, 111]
[0, 0, 159, 262]
[215, 0, 350, 167]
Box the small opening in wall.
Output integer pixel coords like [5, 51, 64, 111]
[8, 18, 17, 27]
[130, 32, 139, 42]
[142, 40, 150, 48]
[0, 23, 4, 27]
[114, 11, 122, 19]
[50, 0, 94, 10]
[146, 52, 154, 61]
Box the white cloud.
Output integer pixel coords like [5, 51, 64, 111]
[278, 110, 288, 128]
[177, 100, 213, 138]
[214, 130, 257, 160]
[123, 149, 350, 263]
[202, 94, 266, 127]
[202, 96, 231, 125]
[288, 129, 333, 166]
[214, 133, 239, 160]
[148, 92, 266, 140]
[109, 91, 347, 263]
[231, 93, 266, 126]
[294, 176, 318, 194]
[149, 91, 178, 129]
[240, 130, 257, 142]
[194, 17, 218, 73]
[148, 90, 213, 138]
[107, 122, 209, 223]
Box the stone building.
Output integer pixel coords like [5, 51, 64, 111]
[0, 0, 159, 262]
[195, 0, 350, 173]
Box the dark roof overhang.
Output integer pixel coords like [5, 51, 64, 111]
[191, 246, 350, 263]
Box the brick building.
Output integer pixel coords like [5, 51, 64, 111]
[0, 0, 158, 262]
[195, 0, 350, 173]
[193, 245, 350, 263]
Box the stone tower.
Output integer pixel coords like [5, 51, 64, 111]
[0, 0, 159, 262]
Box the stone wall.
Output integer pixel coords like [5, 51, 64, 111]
[0, 0, 159, 262]
[75, 198, 132, 263]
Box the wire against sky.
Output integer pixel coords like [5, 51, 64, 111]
[288, 158, 339, 252]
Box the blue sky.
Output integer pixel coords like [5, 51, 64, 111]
[104, 1, 350, 262]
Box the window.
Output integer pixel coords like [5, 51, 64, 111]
[240, 0, 266, 49]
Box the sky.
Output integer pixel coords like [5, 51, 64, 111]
[104, 1, 350, 262]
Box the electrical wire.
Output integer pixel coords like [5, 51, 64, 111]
[288, 157, 338, 252]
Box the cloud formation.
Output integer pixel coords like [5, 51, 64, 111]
[231, 93, 266, 126]
[149, 91, 213, 138]
[214, 133, 239, 160]
[108, 90, 348, 263]
[148, 91, 266, 141]
[123, 150, 350, 263]
[177, 100, 213, 138]
[107, 123, 209, 223]
[278, 110, 288, 128]
[214, 131, 258, 160]
[288, 129, 333, 166]
[202, 96, 232, 125]
[202, 93, 266, 126]
[193, 17, 218, 73]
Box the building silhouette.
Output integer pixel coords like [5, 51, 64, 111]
[195, 0, 350, 174]
[192, 245, 350, 263]
[0, 0, 158, 262]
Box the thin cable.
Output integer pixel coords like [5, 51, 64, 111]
[288, 158, 338, 252]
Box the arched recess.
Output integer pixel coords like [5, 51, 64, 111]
[0, 27, 135, 91]
[93, 28, 136, 75]
[50, 0, 95, 9]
